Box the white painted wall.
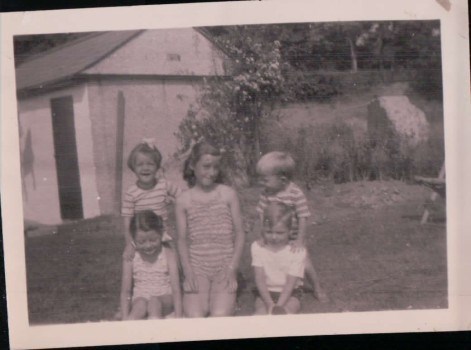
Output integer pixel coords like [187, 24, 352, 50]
[84, 28, 226, 76]
[18, 84, 100, 225]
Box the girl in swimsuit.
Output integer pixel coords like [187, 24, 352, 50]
[175, 142, 245, 317]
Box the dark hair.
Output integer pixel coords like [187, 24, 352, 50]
[129, 210, 164, 240]
[182, 141, 224, 187]
[263, 201, 294, 230]
[127, 142, 162, 172]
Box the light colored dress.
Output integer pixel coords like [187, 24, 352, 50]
[132, 248, 172, 301]
[186, 187, 234, 279]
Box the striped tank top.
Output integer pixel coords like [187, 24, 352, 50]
[187, 187, 234, 278]
[132, 248, 172, 301]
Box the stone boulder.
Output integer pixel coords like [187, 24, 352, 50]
[367, 96, 430, 147]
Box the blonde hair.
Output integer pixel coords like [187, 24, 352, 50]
[256, 151, 295, 180]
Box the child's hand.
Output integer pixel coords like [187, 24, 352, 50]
[289, 239, 305, 252]
[183, 273, 199, 293]
[218, 267, 237, 293]
[122, 244, 135, 261]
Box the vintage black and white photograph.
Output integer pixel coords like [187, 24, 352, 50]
[1, 1, 470, 349]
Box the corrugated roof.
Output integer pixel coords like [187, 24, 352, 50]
[16, 30, 143, 91]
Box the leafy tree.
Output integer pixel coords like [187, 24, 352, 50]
[175, 25, 286, 185]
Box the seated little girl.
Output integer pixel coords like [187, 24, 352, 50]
[120, 210, 182, 319]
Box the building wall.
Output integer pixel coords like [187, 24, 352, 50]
[18, 84, 100, 225]
[83, 28, 226, 76]
[87, 77, 201, 215]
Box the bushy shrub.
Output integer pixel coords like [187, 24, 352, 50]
[285, 71, 340, 102]
[410, 69, 443, 101]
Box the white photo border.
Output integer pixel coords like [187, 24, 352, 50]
[1, 0, 470, 349]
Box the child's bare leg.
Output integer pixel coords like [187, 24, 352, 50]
[159, 294, 175, 317]
[183, 275, 210, 318]
[128, 299, 148, 320]
[305, 256, 328, 302]
[209, 278, 236, 317]
[148, 297, 164, 319]
[283, 297, 301, 314]
[254, 297, 269, 315]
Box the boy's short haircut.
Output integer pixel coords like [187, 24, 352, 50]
[127, 142, 162, 171]
[256, 151, 295, 180]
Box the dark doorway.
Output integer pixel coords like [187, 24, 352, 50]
[50, 96, 83, 220]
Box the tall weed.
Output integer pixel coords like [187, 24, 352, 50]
[262, 120, 444, 185]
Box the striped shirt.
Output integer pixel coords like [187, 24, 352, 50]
[122, 178, 181, 221]
[256, 182, 311, 238]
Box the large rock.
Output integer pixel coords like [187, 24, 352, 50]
[367, 96, 430, 147]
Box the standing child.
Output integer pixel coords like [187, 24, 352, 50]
[255, 151, 328, 302]
[122, 140, 181, 258]
[175, 142, 245, 317]
[120, 211, 182, 320]
[252, 202, 306, 315]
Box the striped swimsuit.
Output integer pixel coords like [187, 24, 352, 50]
[186, 188, 234, 279]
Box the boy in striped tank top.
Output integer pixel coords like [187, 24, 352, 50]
[256, 151, 328, 303]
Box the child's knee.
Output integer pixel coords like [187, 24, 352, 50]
[285, 297, 301, 314]
[129, 300, 148, 319]
[184, 295, 209, 318]
[209, 294, 236, 317]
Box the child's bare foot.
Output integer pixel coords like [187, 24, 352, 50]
[314, 288, 329, 303]
[271, 305, 287, 315]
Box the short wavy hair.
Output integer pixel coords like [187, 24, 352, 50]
[256, 151, 295, 180]
[127, 142, 162, 172]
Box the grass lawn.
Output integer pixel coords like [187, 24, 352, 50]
[25, 180, 447, 324]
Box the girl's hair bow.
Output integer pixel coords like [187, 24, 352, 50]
[141, 138, 157, 150]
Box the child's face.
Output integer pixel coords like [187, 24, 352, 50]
[133, 152, 158, 186]
[262, 221, 291, 249]
[192, 154, 221, 188]
[258, 170, 286, 195]
[134, 229, 162, 256]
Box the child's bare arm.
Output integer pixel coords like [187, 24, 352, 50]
[227, 188, 245, 270]
[275, 275, 298, 308]
[166, 247, 183, 317]
[120, 259, 133, 320]
[254, 266, 275, 310]
[122, 216, 135, 260]
[291, 217, 308, 251]
[122, 216, 132, 245]
[175, 195, 198, 292]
